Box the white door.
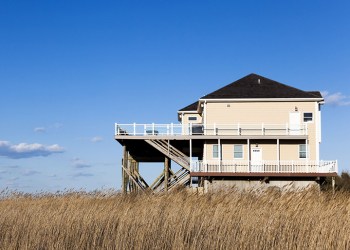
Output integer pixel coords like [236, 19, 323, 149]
[251, 148, 262, 172]
[289, 112, 300, 135]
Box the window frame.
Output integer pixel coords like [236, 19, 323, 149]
[212, 144, 220, 159]
[303, 112, 313, 123]
[299, 144, 308, 159]
[233, 144, 243, 159]
[212, 144, 218, 159]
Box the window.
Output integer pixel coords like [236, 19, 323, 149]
[188, 116, 197, 121]
[299, 144, 307, 159]
[303, 113, 313, 122]
[213, 145, 219, 158]
[234, 145, 243, 159]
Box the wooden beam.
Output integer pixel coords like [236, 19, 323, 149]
[190, 172, 338, 177]
[134, 170, 149, 188]
[122, 165, 145, 191]
[122, 146, 128, 194]
[164, 157, 170, 192]
[150, 170, 165, 190]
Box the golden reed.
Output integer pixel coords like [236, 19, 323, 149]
[0, 188, 349, 249]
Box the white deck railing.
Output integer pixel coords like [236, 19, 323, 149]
[190, 160, 338, 173]
[115, 123, 308, 136]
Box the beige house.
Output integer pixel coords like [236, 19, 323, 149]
[115, 74, 337, 192]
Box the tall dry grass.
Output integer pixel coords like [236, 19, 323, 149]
[0, 188, 350, 249]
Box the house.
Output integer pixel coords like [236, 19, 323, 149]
[115, 73, 337, 192]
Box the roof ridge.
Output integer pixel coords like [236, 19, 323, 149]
[200, 73, 322, 99]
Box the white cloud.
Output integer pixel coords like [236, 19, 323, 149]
[22, 170, 40, 176]
[72, 158, 91, 168]
[34, 127, 46, 133]
[0, 141, 64, 159]
[72, 172, 94, 178]
[33, 123, 63, 133]
[52, 123, 63, 129]
[321, 91, 350, 106]
[91, 136, 103, 143]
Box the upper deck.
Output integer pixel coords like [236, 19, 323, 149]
[115, 123, 308, 140]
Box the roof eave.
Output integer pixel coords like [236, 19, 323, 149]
[199, 98, 324, 102]
[177, 110, 198, 114]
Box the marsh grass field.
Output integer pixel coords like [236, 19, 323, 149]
[0, 187, 350, 250]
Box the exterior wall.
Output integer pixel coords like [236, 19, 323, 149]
[204, 139, 311, 162]
[207, 179, 319, 192]
[205, 139, 248, 161]
[205, 101, 315, 125]
[203, 101, 319, 161]
[280, 140, 307, 161]
[181, 113, 202, 124]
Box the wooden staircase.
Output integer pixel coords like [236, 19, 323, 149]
[145, 139, 190, 192]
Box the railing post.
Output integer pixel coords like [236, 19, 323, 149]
[152, 123, 155, 135]
[306, 124, 308, 135]
[336, 160, 338, 173]
[237, 123, 240, 135]
[262, 123, 264, 135]
[171, 123, 173, 135]
[144, 124, 146, 136]
[214, 123, 216, 135]
[115, 123, 118, 135]
[133, 123, 136, 136]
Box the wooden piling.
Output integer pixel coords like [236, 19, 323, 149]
[122, 146, 128, 193]
[164, 157, 170, 192]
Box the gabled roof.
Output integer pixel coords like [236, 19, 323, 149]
[200, 74, 323, 99]
[178, 101, 198, 112]
[307, 91, 323, 98]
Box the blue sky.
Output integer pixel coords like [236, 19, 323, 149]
[1, 1, 350, 192]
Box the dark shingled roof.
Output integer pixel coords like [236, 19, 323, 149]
[178, 101, 198, 112]
[201, 74, 323, 99]
[307, 91, 323, 98]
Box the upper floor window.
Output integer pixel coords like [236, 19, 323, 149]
[188, 116, 197, 121]
[303, 113, 313, 123]
[234, 145, 243, 159]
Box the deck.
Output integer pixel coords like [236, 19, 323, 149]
[190, 160, 338, 177]
[115, 123, 308, 138]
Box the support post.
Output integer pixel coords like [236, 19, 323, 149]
[122, 146, 128, 194]
[121, 159, 125, 193]
[218, 138, 221, 172]
[247, 139, 250, 172]
[164, 157, 170, 192]
[129, 154, 136, 192]
[277, 139, 280, 172]
[332, 176, 335, 195]
[190, 139, 192, 169]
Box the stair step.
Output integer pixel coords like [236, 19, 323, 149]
[145, 139, 190, 170]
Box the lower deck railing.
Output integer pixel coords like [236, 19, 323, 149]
[190, 160, 338, 174]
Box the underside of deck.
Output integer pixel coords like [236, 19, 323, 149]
[116, 138, 204, 162]
[190, 172, 337, 177]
